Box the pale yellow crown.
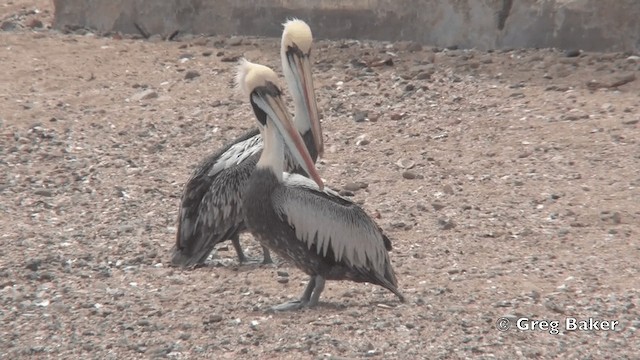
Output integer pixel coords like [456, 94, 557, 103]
[236, 58, 281, 98]
[282, 18, 313, 53]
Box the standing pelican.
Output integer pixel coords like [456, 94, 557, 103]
[172, 19, 323, 267]
[238, 60, 404, 310]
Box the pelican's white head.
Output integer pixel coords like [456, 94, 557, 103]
[280, 19, 323, 158]
[235, 58, 324, 189]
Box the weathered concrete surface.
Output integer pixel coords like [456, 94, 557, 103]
[52, 0, 640, 52]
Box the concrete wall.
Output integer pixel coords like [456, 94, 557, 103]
[52, 0, 640, 53]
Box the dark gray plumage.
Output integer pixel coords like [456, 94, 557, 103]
[171, 129, 318, 267]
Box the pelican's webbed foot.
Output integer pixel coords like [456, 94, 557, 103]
[271, 300, 307, 312]
[269, 275, 326, 311]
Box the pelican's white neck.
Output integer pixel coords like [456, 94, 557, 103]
[256, 120, 284, 181]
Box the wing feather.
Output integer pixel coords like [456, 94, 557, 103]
[174, 128, 262, 265]
[272, 174, 389, 274]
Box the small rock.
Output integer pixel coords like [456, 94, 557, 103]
[27, 19, 44, 29]
[339, 190, 355, 197]
[227, 36, 243, 46]
[344, 182, 367, 191]
[26, 259, 42, 271]
[204, 314, 223, 324]
[34, 189, 53, 197]
[544, 299, 565, 314]
[0, 21, 17, 31]
[402, 171, 418, 179]
[34, 299, 50, 307]
[410, 64, 435, 79]
[609, 73, 636, 88]
[565, 49, 581, 57]
[184, 70, 200, 80]
[221, 55, 240, 62]
[431, 202, 446, 211]
[396, 159, 415, 169]
[438, 218, 456, 230]
[442, 184, 454, 195]
[600, 211, 621, 225]
[202, 51, 213, 57]
[356, 135, 370, 146]
[353, 111, 368, 122]
[132, 89, 158, 101]
[277, 277, 289, 284]
[276, 270, 289, 277]
[390, 113, 404, 121]
[622, 119, 639, 125]
[406, 42, 423, 52]
[118, 225, 135, 234]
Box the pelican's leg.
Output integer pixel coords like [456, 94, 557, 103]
[306, 276, 325, 308]
[231, 233, 249, 263]
[261, 245, 273, 264]
[271, 275, 316, 311]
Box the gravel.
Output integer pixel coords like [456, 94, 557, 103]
[1, 0, 639, 358]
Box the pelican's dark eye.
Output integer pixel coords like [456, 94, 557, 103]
[287, 44, 307, 58]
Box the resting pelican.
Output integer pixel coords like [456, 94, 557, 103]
[238, 60, 405, 310]
[171, 19, 323, 267]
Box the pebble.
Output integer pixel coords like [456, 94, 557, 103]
[431, 202, 445, 211]
[544, 299, 565, 314]
[343, 182, 368, 191]
[277, 277, 289, 284]
[34, 189, 53, 197]
[0, 21, 17, 31]
[339, 190, 354, 197]
[204, 314, 223, 324]
[409, 64, 435, 79]
[356, 135, 370, 146]
[600, 211, 621, 225]
[276, 270, 289, 277]
[390, 113, 404, 121]
[565, 49, 581, 57]
[442, 184, 454, 195]
[131, 89, 158, 101]
[184, 70, 200, 80]
[227, 36, 243, 46]
[25, 259, 41, 271]
[437, 218, 456, 230]
[27, 19, 43, 29]
[396, 159, 415, 169]
[353, 111, 368, 122]
[402, 171, 418, 179]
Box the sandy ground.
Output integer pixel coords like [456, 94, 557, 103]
[1, 1, 639, 359]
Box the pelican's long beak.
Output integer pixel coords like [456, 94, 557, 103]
[287, 52, 324, 158]
[253, 91, 324, 190]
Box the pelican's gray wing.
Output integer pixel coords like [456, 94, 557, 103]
[272, 173, 391, 276]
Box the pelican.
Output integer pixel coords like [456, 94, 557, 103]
[238, 60, 405, 311]
[171, 19, 323, 267]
